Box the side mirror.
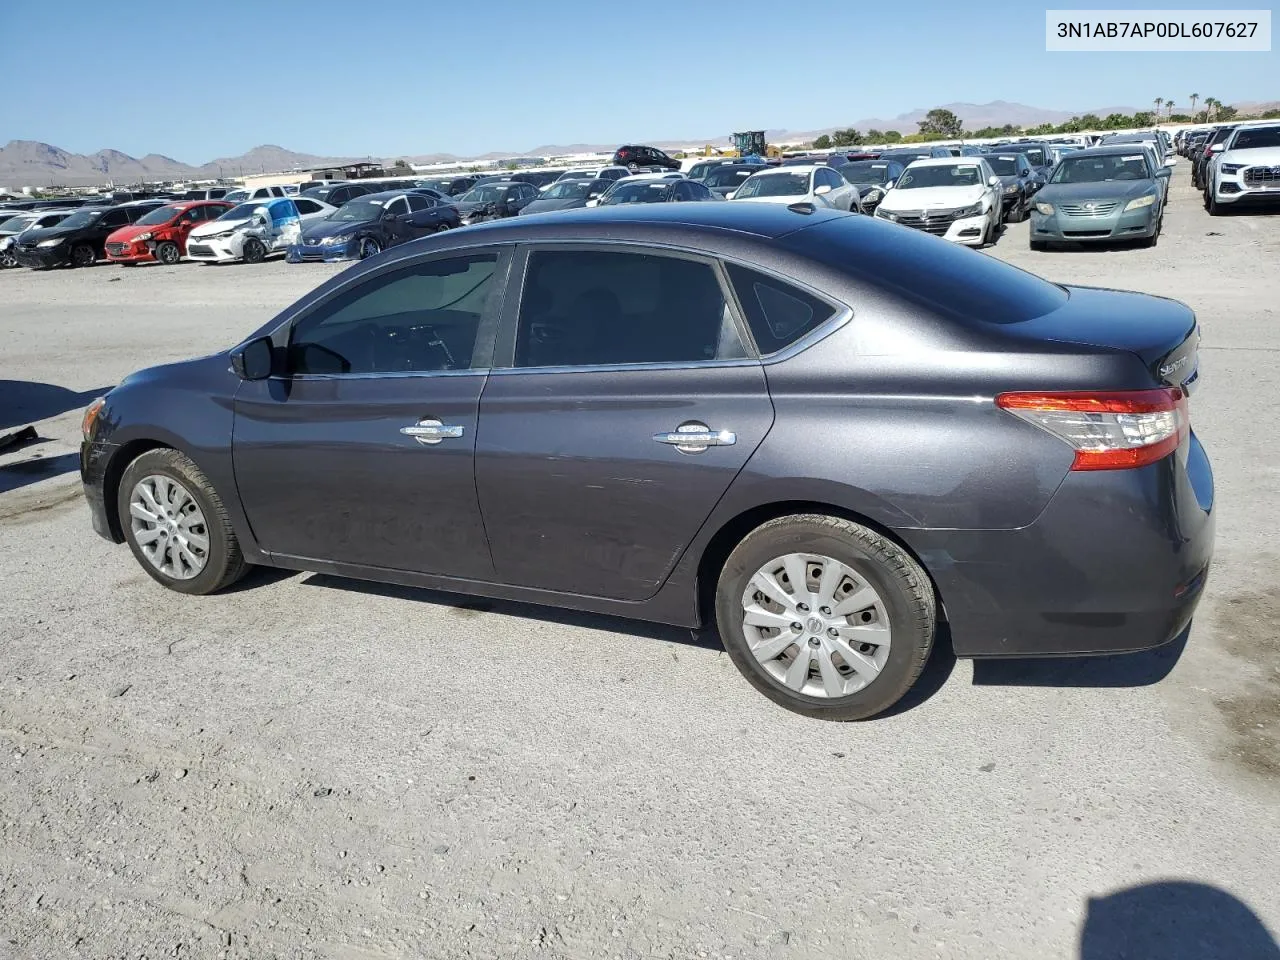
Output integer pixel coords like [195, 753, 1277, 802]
[1210, 143, 1225, 153]
[989, 175, 1001, 186]
[1156, 166, 1172, 178]
[230, 336, 273, 381]
[813, 184, 832, 195]
[585, 199, 599, 208]
[725, 191, 736, 200]
[885, 179, 896, 188]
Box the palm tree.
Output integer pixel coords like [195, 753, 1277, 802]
[1205, 97, 1219, 121]
[1189, 93, 1199, 119]
[1166, 99, 1175, 118]
[1154, 97, 1164, 117]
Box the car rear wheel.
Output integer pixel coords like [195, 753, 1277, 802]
[70, 244, 96, 268]
[155, 241, 180, 265]
[242, 239, 266, 264]
[117, 448, 248, 595]
[715, 514, 935, 720]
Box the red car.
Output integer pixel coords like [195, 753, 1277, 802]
[104, 200, 233, 265]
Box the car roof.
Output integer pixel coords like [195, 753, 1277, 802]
[446, 200, 847, 240]
[906, 156, 986, 167]
[752, 165, 817, 173]
[355, 190, 414, 202]
[1057, 145, 1156, 160]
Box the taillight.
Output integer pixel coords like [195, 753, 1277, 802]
[996, 388, 1188, 471]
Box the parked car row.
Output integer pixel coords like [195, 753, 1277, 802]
[1183, 121, 1280, 215]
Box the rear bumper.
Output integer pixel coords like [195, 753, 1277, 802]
[902, 432, 1214, 657]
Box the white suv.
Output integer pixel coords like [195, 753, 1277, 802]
[1206, 122, 1280, 215]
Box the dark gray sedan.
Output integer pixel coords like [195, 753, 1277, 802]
[80, 203, 1213, 720]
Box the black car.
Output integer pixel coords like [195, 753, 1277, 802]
[982, 153, 1037, 221]
[700, 164, 769, 199]
[287, 191, 461, 263]
[452, 181, 540, 224]
[612, 144, 681, 171]
[687, 158, 753, 181]
[990, 142, 1052, 191]
[80, 203, 1212, 721]
[415, 176, 479, 197]
[519, 178, 612, 215]
[12, 204, 151, 268]
[508, 171, 564, 190]
[300, 182, 380, 207]
[1193, 125, 1236, 189]
[597, 178, 719, 205]
[831, 159, 905, 213]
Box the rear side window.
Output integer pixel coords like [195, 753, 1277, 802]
[788, 219, 1068, 325]
[726, 264, 836, 354]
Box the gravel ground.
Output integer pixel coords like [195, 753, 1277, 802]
[2, 176, 1278, 960]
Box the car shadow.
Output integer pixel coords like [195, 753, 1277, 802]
[0, 380, 113, 432]
[0, 452, 81, 494]
[971, 623, 1189, 688]
[1079, 880, 1280, 960]
[298, 572, 724, 651]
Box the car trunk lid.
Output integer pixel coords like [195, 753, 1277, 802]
[1005, 284, 1201, 391]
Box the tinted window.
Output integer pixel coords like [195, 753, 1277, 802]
[289, 254, 500, 375]
[385, 197, 410, 216]
[514, 250, 745, 368]
[788, 219, 1069, 325]
[102, 210, 131, 226]
[293, 198, 322, 215]
[406, 194, 432, 211]
[727, 265, 836, 354]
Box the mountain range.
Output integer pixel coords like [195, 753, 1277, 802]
[4, 99, 1274, 187]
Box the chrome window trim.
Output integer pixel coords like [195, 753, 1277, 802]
[280, 368, 490, 383]
[490, 358, 761, 377]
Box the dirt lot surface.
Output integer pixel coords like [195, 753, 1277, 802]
[2, 176, 1278, 959]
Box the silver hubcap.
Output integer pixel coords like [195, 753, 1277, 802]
[740, 553, 891, 699]
[361, 239, 378, 258]
[128, 475, 210, 580]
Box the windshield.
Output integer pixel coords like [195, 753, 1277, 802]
[986, 157, 1019, 176]
[734, 172, 808, 198]
[0, 215, 33, 232]
[1051, 153, 1152, 183]
[704, 167, 759, 188]
[1232, 126, 1280, 150]
[217, 202, 265, 221]
[601, 181, 670, 204]
[459, 185, 506, 203]
[327, 199, 385, 222]
[839, 161, 892, 184]
[541, 180, 593, 200]
[135, 204, 183, 226]
[57, 210, 103, 229]
[896, 164, 983, 189]
[556, 169, 597, 182]
[686, 163, 714, 181]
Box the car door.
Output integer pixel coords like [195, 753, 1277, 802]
[405, 194, 446, 235]
[173, 206, 204, 245]
[232, 248, 512, 577]
[474, 244, 774, 602]
[97, 208, 132, 249]
[379, 196, 412, 245]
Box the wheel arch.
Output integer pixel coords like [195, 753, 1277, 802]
[692, 500, 946, 628]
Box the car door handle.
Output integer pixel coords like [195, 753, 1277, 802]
[653, 422, 736, 454]
[400, 419, 465, 445]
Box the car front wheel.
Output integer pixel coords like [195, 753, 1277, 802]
[715, 514, 936, 720]
[117, 448, 249, 595]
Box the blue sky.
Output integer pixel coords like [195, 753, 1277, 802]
[1, 0, 1275, 161]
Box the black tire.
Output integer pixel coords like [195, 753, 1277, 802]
[714, 514, 936, 720]
[69, 243, 96, 268]
[1207, 193, 1223, 216]
[155, 241, 180, 265]
[358, 236, 381, 259]
[1005, 200, 1025, 223]
[241, 238, 266, 264]
[1143, 231, 1159, 248]
[117, 448, 249, 595]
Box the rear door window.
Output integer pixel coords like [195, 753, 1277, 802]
[512, 248, 748, 368]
